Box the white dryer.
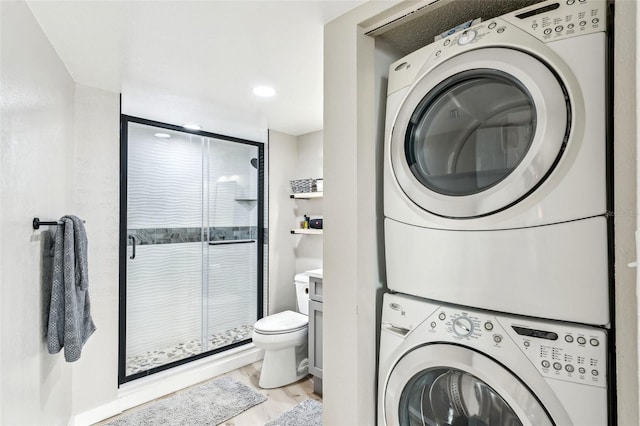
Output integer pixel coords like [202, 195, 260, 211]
[378, 293, 608, 426]
[383, 0, 610, 325]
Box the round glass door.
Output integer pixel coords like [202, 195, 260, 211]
[383, 344, 557, 426]
[399, 367, 522, 426]
[390, 48, 572, 218]
[406, 69, 536, 197]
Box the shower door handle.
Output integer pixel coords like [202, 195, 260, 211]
[129, 235, 136, 260]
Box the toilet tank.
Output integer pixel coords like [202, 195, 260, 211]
[294, 270, 320, 315]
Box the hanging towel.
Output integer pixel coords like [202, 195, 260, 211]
[46, 215, 96, 362]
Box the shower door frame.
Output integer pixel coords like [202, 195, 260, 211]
[118, 115, 265, 385]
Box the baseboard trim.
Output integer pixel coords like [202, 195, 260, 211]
[71, 344, 264, 426]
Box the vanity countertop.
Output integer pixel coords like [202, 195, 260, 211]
[308, 269, 323, 279]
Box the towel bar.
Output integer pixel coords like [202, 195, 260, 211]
[208, 239, 256, 245]
[32, 217, 85, 230]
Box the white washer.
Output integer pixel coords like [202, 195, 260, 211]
[378, 293, 608, 426]
[383, 0, 609, 325]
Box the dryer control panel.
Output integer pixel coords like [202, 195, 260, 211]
[501, 0, 607, 43]
[429, 0, 606, 62]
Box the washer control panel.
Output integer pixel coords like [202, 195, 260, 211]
[436, 310, 483, 340]
[428, 306, 607, 388]
[505, 320, 607, 388]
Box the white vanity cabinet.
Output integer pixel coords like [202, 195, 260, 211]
[308, 273, 323, 395]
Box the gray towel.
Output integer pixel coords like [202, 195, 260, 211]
[46, 215, 96, 362]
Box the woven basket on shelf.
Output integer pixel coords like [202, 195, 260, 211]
[289, 178, 317, 193]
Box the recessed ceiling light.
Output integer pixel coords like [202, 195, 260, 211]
[253, 86, 276, 97]
[183, 123, 202, 131]
[154, 132, 171, 138]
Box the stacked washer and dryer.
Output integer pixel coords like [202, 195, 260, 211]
[379, 0, 611, 425]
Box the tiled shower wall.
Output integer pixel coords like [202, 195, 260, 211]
[127, 127, 258, 229]
[126, 243, 257, 356]
[126, 123, 260, 358]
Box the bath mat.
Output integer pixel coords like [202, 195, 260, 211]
[105, 376, 267, 426]
[265, 399, 323, 426]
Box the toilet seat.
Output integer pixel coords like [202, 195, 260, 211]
[254, 310, 308, 335]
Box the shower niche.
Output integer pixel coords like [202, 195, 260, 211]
[119, 116, 264, 384]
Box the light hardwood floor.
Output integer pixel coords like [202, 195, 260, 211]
[97, 361, 321, 425]
[222, 362, 321, 425]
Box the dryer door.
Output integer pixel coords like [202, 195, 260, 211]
[383, 344, 556, 426]
[390, 47, 570, 218]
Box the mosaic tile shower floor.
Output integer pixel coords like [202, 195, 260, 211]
[126, 324, 254, 376]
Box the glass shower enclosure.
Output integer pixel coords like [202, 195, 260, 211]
[119, 116, 264, 383]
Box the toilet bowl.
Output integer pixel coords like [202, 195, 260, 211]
[252, 310, 309, 388]
[252, 269, 321, 389]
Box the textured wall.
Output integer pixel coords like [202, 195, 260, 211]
[127, 124, 203, 228]
[294, 130, 323, 274]
[267, 130, 297, 314]
[323, 1, 396, 424]
[294, 130, 323, 181]
[69, 84, 120, 419]
[613, 1, 640, 424]
[0, 1, 76, 423]
[127, 125, 259, 229]
[126, 243, 202, 354]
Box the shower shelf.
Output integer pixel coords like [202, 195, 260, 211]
[291, 229, 323, 235]
[290, 192, 323, 199]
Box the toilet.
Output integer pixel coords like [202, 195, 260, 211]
[252, 269, 320, 389]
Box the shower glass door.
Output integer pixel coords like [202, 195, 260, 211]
[119, 116, 263, 383]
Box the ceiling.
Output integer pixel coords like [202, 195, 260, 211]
[26, 0, 366, 136]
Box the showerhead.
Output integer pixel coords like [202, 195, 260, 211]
[250, 158, 258, 169]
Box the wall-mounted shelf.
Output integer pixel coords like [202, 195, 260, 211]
[290, 192, 323, 199]
[291, 229, 323, 235]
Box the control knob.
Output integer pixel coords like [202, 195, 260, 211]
[452, 316, 474, 338]
[458, 30, 477, 46]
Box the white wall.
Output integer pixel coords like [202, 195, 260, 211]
[0, 1, 76, 423]
[267, 130, 298, 314]
[268, 129, 324, 312]
[323, 2, 400, 424]
[69, 84, 120, 418]
[0, 2, 121, 423]
[614, 1, 640, 425]
[294, 130, 323, 273]
[295, 130, 323, 180]
[1, 6, 122, 422]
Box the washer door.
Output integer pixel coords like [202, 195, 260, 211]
[383, 344, 554, 426]
[391, 48, 570, 218]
